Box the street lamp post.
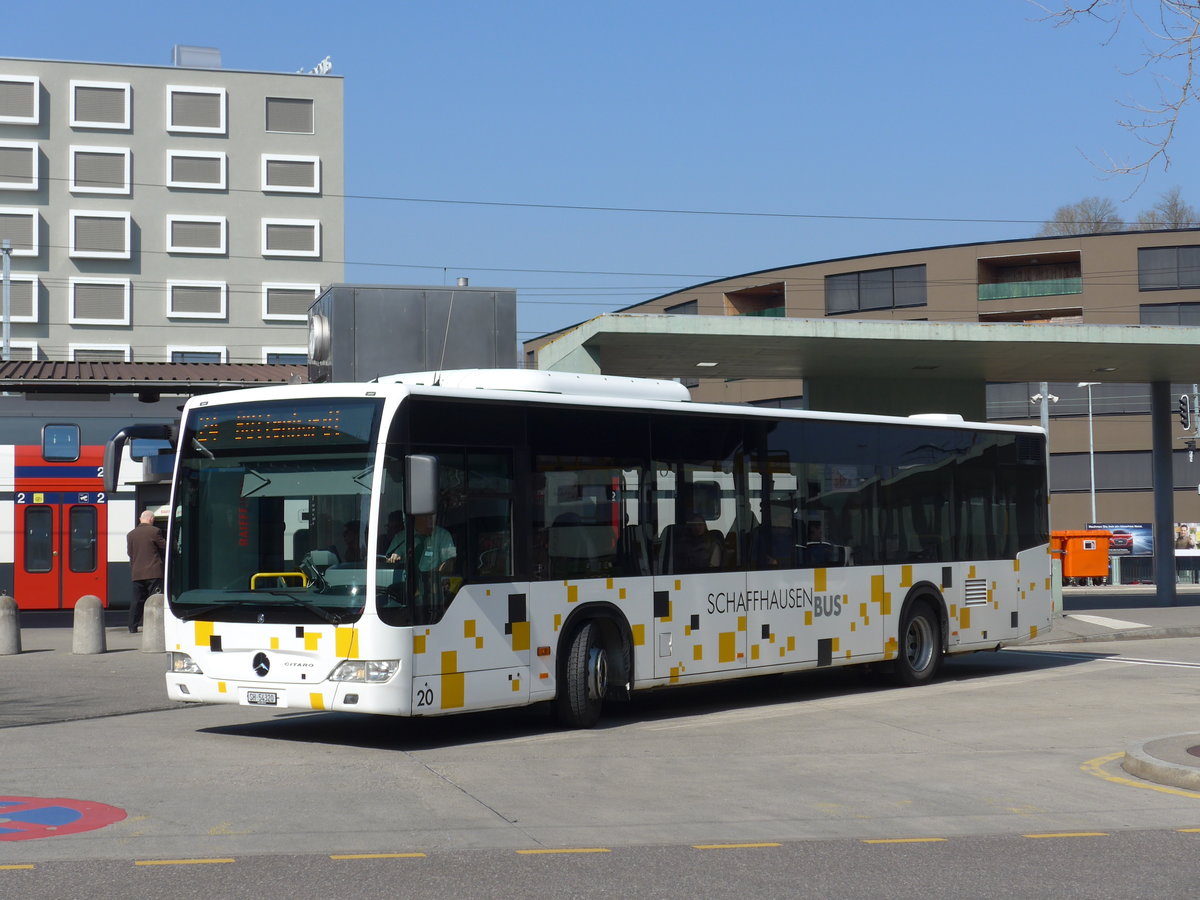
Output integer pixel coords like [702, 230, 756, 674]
[1079, 382, 1100, 524]
[1, 238, 10, 363]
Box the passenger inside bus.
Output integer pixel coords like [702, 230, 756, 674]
[753, 503, 799, 569]
[655, 479, 726, 575]
[674, 514, 722, 572]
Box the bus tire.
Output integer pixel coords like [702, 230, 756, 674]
[555, 620, 608, 728]
[893, 599, 942, 686]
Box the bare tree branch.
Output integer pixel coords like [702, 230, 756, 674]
[1036, 187, 1197, 232]
[1031, 1, 1200, 184]
[1135, 184, 1200, 225]
[1037, 196, 1126, 234]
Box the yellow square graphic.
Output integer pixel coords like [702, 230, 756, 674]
[719, 632, 736, 663]
[511, 620, 530, 653]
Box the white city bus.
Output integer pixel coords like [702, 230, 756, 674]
[162, 369, 1051, 727]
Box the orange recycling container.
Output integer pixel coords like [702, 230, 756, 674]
[1050, 530, 1112, 580]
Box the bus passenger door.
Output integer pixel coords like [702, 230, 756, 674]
[651, 470, 748, 680]
[15, 494, 107, 610]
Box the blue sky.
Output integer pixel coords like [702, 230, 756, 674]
[12, 1, 1198, 340]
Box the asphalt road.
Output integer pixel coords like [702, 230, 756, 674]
[4, 603, 1200, 896]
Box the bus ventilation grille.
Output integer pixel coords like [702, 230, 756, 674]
[964, 579, 989, 606]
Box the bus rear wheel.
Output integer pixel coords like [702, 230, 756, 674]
[893, 600, 942, 686]
[556, 621, 608, 728]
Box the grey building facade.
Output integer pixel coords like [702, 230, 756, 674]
[0, 53, 343, 363]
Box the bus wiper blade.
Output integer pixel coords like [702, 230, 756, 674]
[267, 593, 344, 625]
[179, 602, 247, 621]
[179, 595, 344, 625]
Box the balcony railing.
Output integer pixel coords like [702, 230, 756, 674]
[739, 307, 785, 317]
[977, 277, 1082, 301]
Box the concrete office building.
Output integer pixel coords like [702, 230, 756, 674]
[0, 49, 343, 364]
[524, 229, 1200, 532]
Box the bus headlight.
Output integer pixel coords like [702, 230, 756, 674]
[329, 659, 400, 683]
[168, 652, 203, 675]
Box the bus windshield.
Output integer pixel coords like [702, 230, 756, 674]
[168, 397, 384, 624]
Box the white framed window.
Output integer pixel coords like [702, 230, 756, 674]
[166, 85, 226, 134]
[69, 343, 131, 362]
[166, 215, 226, 254]
[69, 210, 131, 259]
[263, 346, 308, 364]
[168, 345, 227, 363]
[69, 277, 130, 325]
[261, 218, 320, 258]
[261, 154, 320, 193]
[4, 274, 37, 322]
[0, 141, 39, 190]
[167, 280, 227, 319]
[165, 149, 226, 190]
[70, 80, 131, 130]
[0, 75, 39, 124]
[262, 282, 319, 321]
[265, 96, 314, 134]
[69, 145, 131, 194]
[3, 339, 39, 361]
[0, 208, 39, 257]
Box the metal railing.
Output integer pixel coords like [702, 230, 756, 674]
[977, 277, 1083, 301]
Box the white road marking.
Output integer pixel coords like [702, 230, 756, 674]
[1013, 649, 1200, 670]
[1066, 614, 1149, 630]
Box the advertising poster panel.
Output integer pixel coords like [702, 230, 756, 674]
[1088, 523, 1152, 556]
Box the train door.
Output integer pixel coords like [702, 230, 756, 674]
[14, 492, 107, 610]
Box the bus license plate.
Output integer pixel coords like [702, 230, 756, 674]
[245, 690, 279, 706]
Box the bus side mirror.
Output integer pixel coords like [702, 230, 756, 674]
[405, 454, 438, 516]
[103, 424, 174, 493]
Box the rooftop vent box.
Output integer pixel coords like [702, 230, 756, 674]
[307, 284, 517, 384]
[173, 45, 222, 68]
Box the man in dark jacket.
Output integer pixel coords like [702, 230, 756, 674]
[127, 509, 165, 633]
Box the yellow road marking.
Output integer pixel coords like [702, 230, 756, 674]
[1177, 828, 1200, 833]
[134, 858, 236, 866]
[0, 864, 35, 870]
[693, 842, 782, 849]
[862, 838, 947, 844]
[1082, 752, 1200, 800]
[517, 848, 610, 855]
[1022, 832, 1108, 839]
[329, 853, 426, 859]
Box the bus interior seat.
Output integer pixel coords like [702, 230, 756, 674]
[549, 513, 615, 578]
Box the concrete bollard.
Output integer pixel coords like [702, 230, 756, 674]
[72, 595, 107, 655]
[142, 594, 165, 653]
[0, 594, 20, 655]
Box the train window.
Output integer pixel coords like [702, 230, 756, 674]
[43, 424, 80, 462]
[69, 506, 98, 573]
[24, 506, 53, 573]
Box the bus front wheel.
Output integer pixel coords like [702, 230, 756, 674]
[893, 600, 942, 686]
[556, 621, 608, 728]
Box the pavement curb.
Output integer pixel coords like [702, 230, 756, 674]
[1121, 734, 1200, 793]
[1031, 625, 1200, 645]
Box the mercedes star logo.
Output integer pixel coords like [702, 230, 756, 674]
[252, 652, 270, 677]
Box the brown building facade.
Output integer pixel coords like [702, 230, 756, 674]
[524, 229, 1200, 533]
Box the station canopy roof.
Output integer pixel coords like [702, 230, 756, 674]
[532, 315, 1200, 384]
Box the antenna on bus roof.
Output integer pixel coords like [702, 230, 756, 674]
[433, 278, 465, 386]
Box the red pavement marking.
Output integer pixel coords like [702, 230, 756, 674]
[0, 796, 126, 841]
